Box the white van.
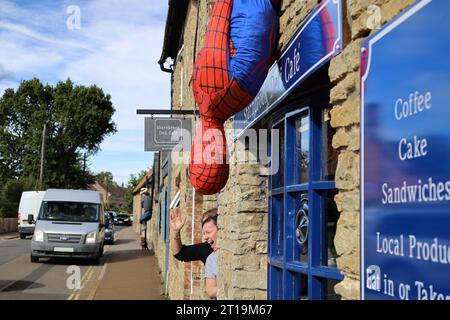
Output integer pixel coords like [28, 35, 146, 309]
[18, 191, 46, 239]
[30, 189, 105, 264]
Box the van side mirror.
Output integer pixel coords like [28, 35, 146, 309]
[27, 214, 35, 224]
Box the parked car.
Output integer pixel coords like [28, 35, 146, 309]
[17, 191, 46, 239]
[30, 189, 105, 265]
[113, 213, 132, 226]
[105, 211, 115, 221]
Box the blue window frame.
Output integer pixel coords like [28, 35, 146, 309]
[268, 99, 344, 300]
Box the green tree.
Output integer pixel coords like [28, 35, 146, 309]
[95, 171, 114, 184]
[124, 169, 148, 212]
[0, 176, 38, 217]
[0, 78, 117, 188]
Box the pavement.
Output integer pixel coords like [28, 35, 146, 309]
[0, 226, 166, 300]
[0, 232, 19, 240]
[91, 226, 166, 300]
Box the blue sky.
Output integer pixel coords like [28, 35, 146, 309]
[0, 0, 171, 186]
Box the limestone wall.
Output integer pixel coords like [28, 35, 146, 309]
[164, 0, 210, 300]
[215, 119, 269, 300]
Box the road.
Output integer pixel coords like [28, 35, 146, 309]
[0, 226, 129, 300]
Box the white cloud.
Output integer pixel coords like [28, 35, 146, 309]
[0, 64, 14, 81]
[0, 21, 92, 50]
[0, 0, 171, 184]
[0, 37, 66, 79]
[59, 1, 172, 131]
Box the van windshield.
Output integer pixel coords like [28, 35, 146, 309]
[39, 201, 100, 223]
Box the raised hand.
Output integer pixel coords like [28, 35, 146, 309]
[170, 209, 186, 233]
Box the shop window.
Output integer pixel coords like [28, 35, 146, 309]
[321, 108, 338, 181]
[294, 114, 309, 184]
[323, 190, 339, 268]
[271, 120, 284, 189]
[268, 105, 343, 300]
[269, 195, 284, 258]
[268, 265, 283, 300]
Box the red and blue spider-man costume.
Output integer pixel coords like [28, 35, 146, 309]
[190, 0, 279, 195]
[189, 0, 335, 195]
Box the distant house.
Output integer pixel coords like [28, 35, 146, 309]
[90, 181, 128, 212]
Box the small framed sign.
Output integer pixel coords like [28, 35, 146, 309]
[144, 117, 192, 151]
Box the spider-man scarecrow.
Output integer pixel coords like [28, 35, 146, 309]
[190, 0, 335, 195]
[190, 0, 279, 195]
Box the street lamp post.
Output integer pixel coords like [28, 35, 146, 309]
[39, 123, 46, 185]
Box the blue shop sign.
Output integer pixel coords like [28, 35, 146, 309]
[233, 0, 343, 139]
[361, 0, 450, 300]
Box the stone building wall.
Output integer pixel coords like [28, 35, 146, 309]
[216, 119, 269, 299]
[164, 0, 211, 300]
[151, 174, 169, 281]
[166, 165, 207, 300]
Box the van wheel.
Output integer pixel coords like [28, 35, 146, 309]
[20, 233, 26, 239]
[30, 254, 39, 263]
[91, 250, 102, 265]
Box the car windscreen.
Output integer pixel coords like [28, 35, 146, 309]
[39, 201, 100, 223]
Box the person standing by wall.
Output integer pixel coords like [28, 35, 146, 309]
[139, 188, 152, 229]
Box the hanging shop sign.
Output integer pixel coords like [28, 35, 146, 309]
[144, 117, 192, 151]
[233, 0, 343, 139]
[361, 0, 450, 300]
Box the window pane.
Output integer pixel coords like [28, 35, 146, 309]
[321, 108, 338, 181]
[323, 190, 339, 267]
[270, 195, 284, 258]
[269, 265, 283, 300]
[299, 273, 308, 300]
[271, 123, 284, 189]
[293, 192, 308, 264]
[295, 114, 309, 184]
[284, 271, 302, 299]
